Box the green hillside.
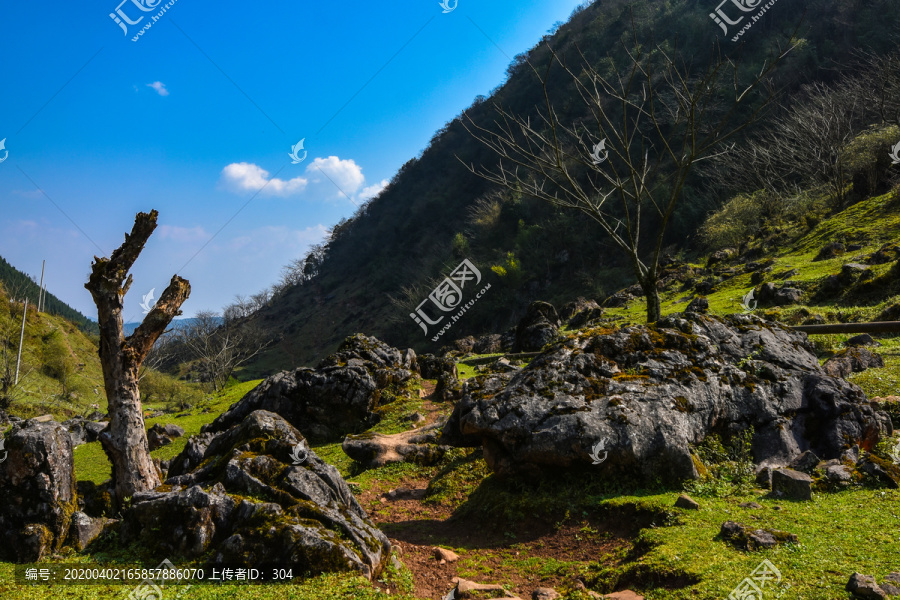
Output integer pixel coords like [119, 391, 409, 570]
[0, 255, 97, 334]
[243, 0, 900, 376]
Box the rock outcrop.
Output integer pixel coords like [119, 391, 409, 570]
[823, 348, 885, 379]
[342, 424, 448, 468]
[0, 419, 78, 562]
[204, 334, 413, 441]
[441, 314, 892, 484]
[129, 410, 390, 580]
[514, 301, 561, 352]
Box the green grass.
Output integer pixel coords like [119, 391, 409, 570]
[590, 489, 900, 600]
[73, 379, 263, 485]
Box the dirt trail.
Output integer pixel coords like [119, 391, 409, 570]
[361, 381, 629, 599]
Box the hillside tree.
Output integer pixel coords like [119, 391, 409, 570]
[85, 210, 191, 501]
[464, 27, 796, 322]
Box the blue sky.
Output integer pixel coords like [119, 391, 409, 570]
[0, 0, 586, 322]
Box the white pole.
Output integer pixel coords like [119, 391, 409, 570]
[40, 283, 46, 313]
[15, 298, 27, 385]
[37, 260, 45, 313]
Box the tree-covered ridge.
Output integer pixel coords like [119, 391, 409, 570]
[0, 255, 96, 334]
[243, 0, 900, 374]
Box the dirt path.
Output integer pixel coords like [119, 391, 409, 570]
[358, 379, 628, 598]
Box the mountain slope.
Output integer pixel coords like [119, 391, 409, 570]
[0, 255, 96, 333]
[244, 0, 900, 376]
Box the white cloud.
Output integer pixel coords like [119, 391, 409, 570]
[219, 162, 309, 197]
[147, 81, 169, 96]
[305, 156, 366, 198]
[359, 179, 388, 201]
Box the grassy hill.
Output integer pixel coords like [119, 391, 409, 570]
[0, 255, 97, 334]
[241, 0, 900, 376]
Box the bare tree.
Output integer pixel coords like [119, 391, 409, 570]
[85, 211, 190, 501]
[718, 51, 900, 211]
[180, 310, 270, 392]
[463, 27, 795, 322]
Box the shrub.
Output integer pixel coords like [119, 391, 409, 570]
[699, 194, 763, 250]
[843, 124, 900, 200]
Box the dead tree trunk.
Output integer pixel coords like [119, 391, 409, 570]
[85, 210, 190, 501]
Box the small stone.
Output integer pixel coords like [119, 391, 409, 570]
[880, 583, 900, 596]
[434, 547, 459, 563]
[674, 494, 700, 510]
[771, 468, 813, 501]
[603, 592, 645, 600]
[846, 573, 887, 599]
[847, 334, 878, 347]
[747, 529, 777, 550]
[825, 464, 853, 484]
[738, 502, 762, 509]
[789, 450, 820, 474]
[685, 296, 709, 314]
[533, 587, 560, 600]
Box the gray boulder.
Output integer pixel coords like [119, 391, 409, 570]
[771, 468, 813, 500]
[514, 301, 561, 352]
[134, 410, 390, 580]
[757, 282, 802, 306]
[204, 334, 412, 441]
[0, 419, 77, 562]
[847, 573, 888, 599]
[823, 348, 885, 379]
[441, 314, 892, 484]
[685, 296, 709, 314]
[146, 423, 185, 451]
[67, 511, 114, 551]
[342, 424, 449, 468]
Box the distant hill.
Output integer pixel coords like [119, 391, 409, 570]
[239, 0, 900, 376]
[123, 316, 223, 336]
[0, 255, 97, 334]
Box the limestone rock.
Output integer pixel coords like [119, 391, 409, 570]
[441, 314, 891, 484]
[674, 494, 699, 510]
[685, 296, 709, 314]
[0, 419, 77, 562]
[434, 547, 459, 562]
[847, 573, 887, 599]
[514, 301, 561, 352]
[771, 469, 813, 500]
[756, 282, 802, 307]
[823, 348, 885, 379]
[720, 520, 798, 551]
[147, 410, 390, 580]
[68, 511, 114, 551]
[204, 334, 412, 442]
[342, 424, 449, 468]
